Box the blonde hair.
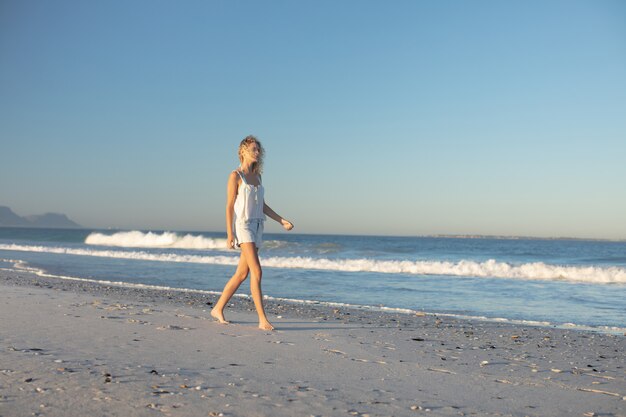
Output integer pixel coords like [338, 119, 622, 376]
[238, 135, 265, 174]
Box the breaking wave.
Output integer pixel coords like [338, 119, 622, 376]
[85, 231, 228, 250]
[1, 243, 625, 284]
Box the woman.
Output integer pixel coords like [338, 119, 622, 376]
[211, 135, 294, 330]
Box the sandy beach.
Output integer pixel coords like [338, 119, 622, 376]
[1, 270, 624, 417]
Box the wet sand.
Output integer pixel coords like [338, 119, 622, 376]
[1, 270, 625, 417]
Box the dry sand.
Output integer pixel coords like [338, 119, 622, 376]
[1, 270, 625, 417]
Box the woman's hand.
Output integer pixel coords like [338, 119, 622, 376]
[226, 234, 236, 249]
[281, 219, 294, 231]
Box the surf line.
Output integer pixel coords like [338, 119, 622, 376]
[1, 243, 626, 284]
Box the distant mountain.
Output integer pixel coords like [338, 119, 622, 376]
[0, 206, 29, 226]
[0, 206, 82, 228]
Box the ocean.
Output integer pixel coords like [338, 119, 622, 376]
[1, 227, 625, 334]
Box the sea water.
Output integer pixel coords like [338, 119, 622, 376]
[1, 227, 625, 333]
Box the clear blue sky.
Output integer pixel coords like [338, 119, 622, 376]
[1, 0, 625, 239]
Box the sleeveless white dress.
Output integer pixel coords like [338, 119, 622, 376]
[233, 170, 265, 247]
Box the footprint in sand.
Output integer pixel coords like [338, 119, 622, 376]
[156, 325, 193, 330]
[269, 341, 295, 346]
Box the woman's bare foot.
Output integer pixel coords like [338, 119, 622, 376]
[210, 309, 229, 324]
[258, 320, 274, 331]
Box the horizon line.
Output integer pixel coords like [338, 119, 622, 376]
[1, 225, 625, 243]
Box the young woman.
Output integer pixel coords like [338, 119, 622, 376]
[211, 136, 294, 330]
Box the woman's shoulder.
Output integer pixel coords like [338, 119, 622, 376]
[229, 170, 242, 182]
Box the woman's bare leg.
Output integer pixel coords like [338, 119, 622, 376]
[239, 243, 273, 330]
[211, 251, 250, 324]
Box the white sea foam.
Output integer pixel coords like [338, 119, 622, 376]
[85, 231, 228, 250]
[2, 243, 626, 284]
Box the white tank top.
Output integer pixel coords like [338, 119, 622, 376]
[233, 170, 265, 223]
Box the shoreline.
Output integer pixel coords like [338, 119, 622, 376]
[1, 269, 625, 417]
[3, 261, 624, 335]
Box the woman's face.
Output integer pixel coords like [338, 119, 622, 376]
[243, 142, 261, 162]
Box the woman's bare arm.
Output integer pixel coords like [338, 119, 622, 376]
[263, 203, 294, 230]
[225, 171, 239, 247]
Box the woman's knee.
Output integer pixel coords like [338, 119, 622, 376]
[249, 267, 262, 281]
[234, 270, 249, 283]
